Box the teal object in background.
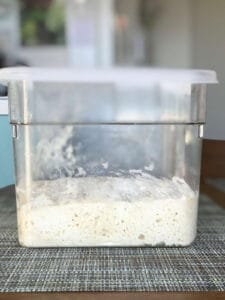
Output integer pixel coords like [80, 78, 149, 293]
[0, 116, 15, 188]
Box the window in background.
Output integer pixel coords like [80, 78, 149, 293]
[17, 0, 191, 68]
[20, 0, 66, 46]
[114, 0, 161, 66]
[0, 0, 20, 63]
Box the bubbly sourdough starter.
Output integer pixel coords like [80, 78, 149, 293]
[16, 175, 198, 247]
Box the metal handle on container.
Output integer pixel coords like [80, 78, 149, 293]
[0, 84, 8, 115]
[198, 124, 204, 139]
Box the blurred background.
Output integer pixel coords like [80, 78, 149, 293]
[0, 0, 224, 187]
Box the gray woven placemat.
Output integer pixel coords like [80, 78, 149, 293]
[0, 185, 225, 292]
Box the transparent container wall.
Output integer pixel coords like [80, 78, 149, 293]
[9, 81, 206, 124]
[14, 124, 202, 247]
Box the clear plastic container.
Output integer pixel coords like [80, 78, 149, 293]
[0, 68, 217, 247]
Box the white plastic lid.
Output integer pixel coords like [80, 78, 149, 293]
[0, 67, 218, 85]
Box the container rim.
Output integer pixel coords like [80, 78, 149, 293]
[0, 67, 218, 84]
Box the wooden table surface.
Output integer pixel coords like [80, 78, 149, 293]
[1, 139, 225, 300]
[0, 291, 225, 300]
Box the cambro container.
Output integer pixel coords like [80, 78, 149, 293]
[0, 68, 217, 247]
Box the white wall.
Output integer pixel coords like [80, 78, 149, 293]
[149, 0, 224, 140]
[191, 0, 225, 140]
[151, 0, 192, 68]
[19, 46, 69, 67]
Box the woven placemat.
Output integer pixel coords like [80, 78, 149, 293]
[0, 185, 225, 292]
